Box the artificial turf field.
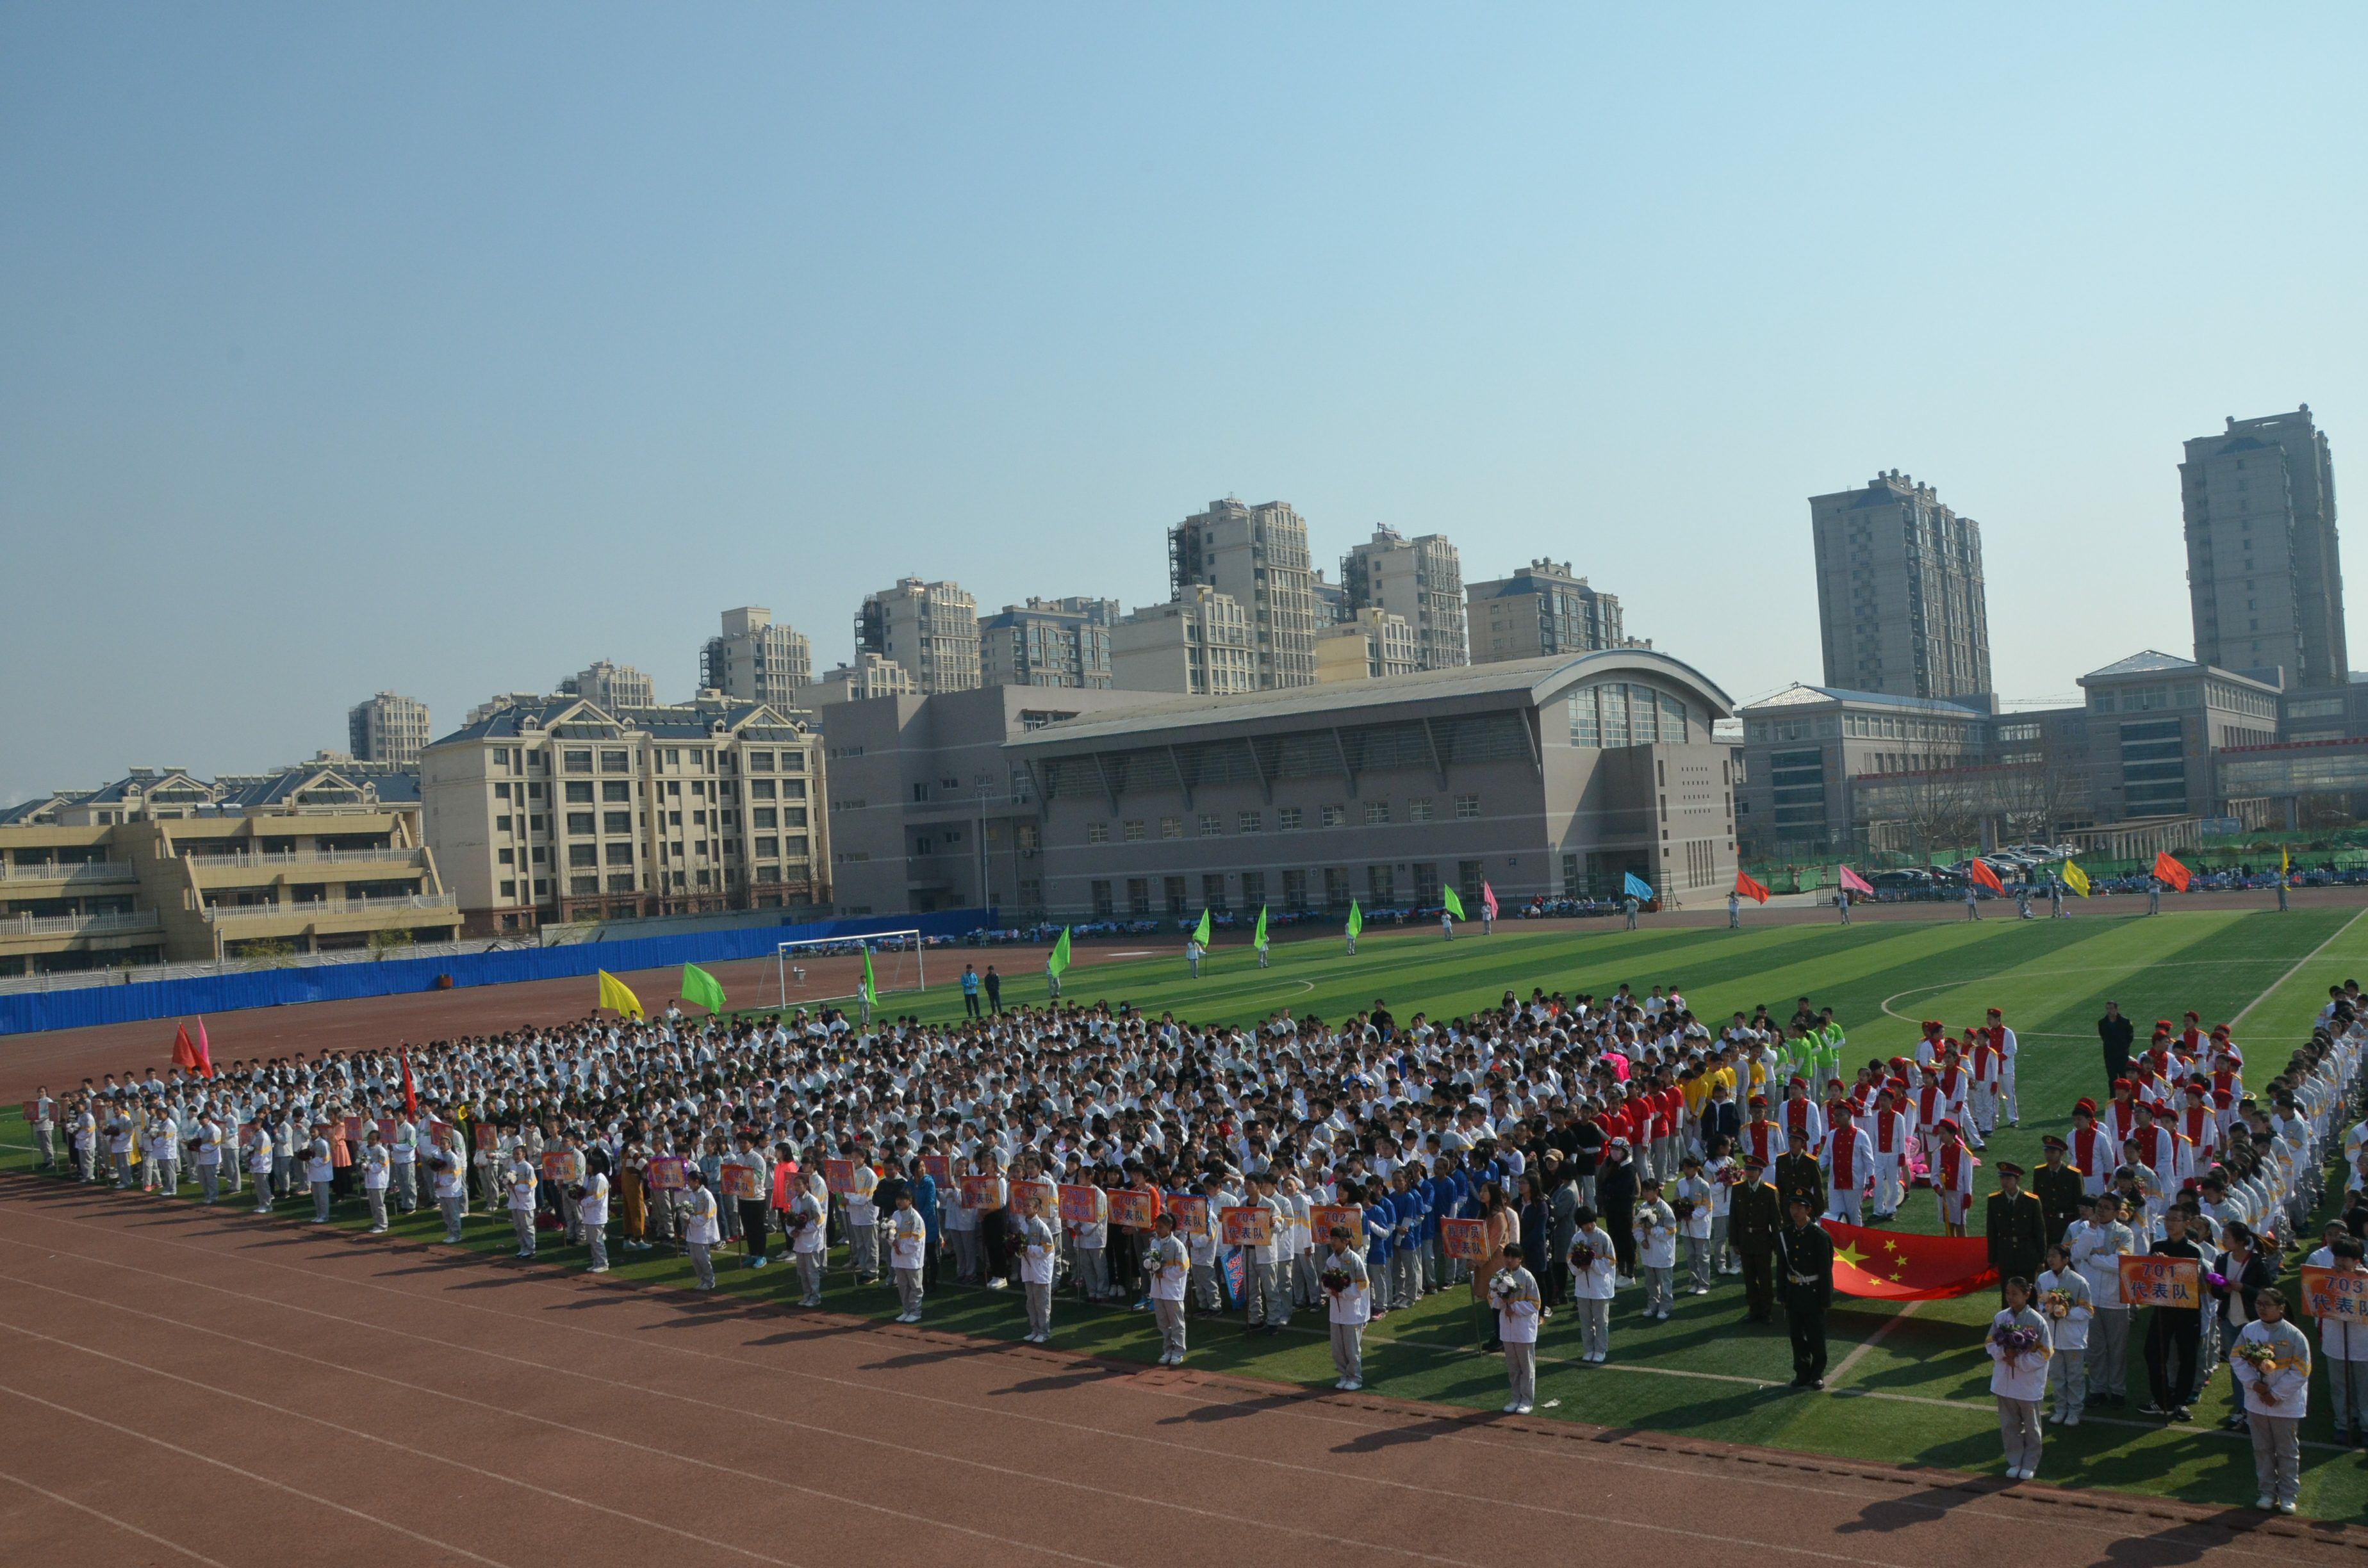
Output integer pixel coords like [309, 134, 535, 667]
[6, 902, 2367, 1517]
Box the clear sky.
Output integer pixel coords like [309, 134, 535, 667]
[4, 6, 2364, 802]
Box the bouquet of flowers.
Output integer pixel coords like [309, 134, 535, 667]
[2042, 1288, 2073, 1321]
[1569, 1238, 1604, 1273]
[1991, 1321, 2044, 1357]
[1716, 1164, 1745, 1187]
[1487, 1268, 1521, 1306]
[1320, 1265, 1354, 1295]
[2203, 1270, 2230, 1291]
[2233, 1339, 2282, 1375]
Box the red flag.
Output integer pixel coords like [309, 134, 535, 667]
[1821, 1219, 1996, 1301]
[1481, 880, 1498, 920]
[170, 1023, 204, 1077]
[1968, 858, 2004, 894]
[2152, 851, 2191, 893]
[194, 1018, 213, 1078]
[400, 1047, 418, 1118]
[1734, 870, 1770, 904]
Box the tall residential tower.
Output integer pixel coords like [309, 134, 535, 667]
[2182, 406, 2344, 688]
[1808, 471, 1991, 701]
[1340, 525, 1467, 670]
[1167, 498, 1319, 689]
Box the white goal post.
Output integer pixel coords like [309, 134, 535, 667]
[774, 930, 926, 1011]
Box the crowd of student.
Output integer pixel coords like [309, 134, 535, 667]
[20, 974, 2368, 1512]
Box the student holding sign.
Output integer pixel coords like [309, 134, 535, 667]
[727, 1132, 771, 1270]
[2303, 1234, 2368, 1445]
[506, 1143, 539, 1259]
[2135, 1210, 2205, 1420]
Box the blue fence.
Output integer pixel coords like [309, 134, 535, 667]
[0, 910, 989, 1037]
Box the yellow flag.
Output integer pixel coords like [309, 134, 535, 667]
[2282, 845, 2290, 877]
[2060, 860, 2090, 898]
[596, 969, 643, 1020]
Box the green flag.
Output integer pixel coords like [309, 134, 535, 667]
[680, 963, 726, 1013]
[1346, 899, 1363, 938]
[1048, 926, 1072, 977]
[1440, 885, 1465, 920]
[1253, 904, 1267, 946]
[861, 945, 876, 1002]
[1192, 908, 1212, 947]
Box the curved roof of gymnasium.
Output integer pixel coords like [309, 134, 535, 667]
[1005, 648, 1734, 752]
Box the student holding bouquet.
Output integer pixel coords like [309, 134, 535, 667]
[1490, 1244, 1543, 1414]
[1321, 1225, 1371, 1391]
[1987, 1276, 2053, 1480]
[2035, 1243, 2092, 1425]
[1567, 1207, 1618, 1363]
[2229, 1289, 2312, 1514]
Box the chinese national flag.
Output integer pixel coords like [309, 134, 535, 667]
[170, 1023, 205, 1077]
[1821, 1220, 1996, 1301]
[1734, 870, 1770, 904]
[2152, 851, 2191, 892]
[1968, 858, 2004, 894]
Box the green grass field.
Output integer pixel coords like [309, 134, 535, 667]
[9, 903, 2367, 1515]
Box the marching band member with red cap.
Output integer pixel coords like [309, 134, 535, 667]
[1934, 1118, 1978, 1237]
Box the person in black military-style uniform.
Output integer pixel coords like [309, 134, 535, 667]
[1731, 1153, 1784, 1325]
[1777, 1193, 1834, 1388]
[1984, 1159, 2046, 1305]
[2030, 1134, 2084, 1250]
[1774, 1143, 1823, 1218]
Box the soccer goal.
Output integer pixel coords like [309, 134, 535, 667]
[773, 931, 926, 1011]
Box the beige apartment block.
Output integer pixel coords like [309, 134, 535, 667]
[1314, 607, 1420, 683]
[1112, 585, 1256, 696]
[1168, 498, 1319, 689]
[559, 660, 658, 710]
[792, 652, 916, 708]
[0, 764, 454, 975]
[702, 607, 815, 707]
[1467, 559, 1627, 664]
[1342, 525, 1467, 671]
[858, 576, 981, 694]
[421, 695, 827, 935]
[348, 691, 431, 766]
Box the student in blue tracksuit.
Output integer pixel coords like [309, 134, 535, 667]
[1422, 1164, 1453, 1288]
[1394, 1164, 1431, 1302]
[1364, 1181, 1397, 1318]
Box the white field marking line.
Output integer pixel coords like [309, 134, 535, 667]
[0, 1218, 2327, 1566]
[0, 1273, 1119, 1568]
[0, 1381, 518, 1568]
[3, 1222, 1914, 1568]
[2231, 906, 2368, 1028]
[0, 1466, 235, 1568]
[1825, 1300, 1921, 1384]
[0, 1243, 1477, 1568]
[0, 1317, 819, 1568]
[1877, 959, 2301, 1029]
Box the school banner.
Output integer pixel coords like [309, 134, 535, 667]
[376, 1118, 399, 1145]
[472, 1123, 497, 1150]
[2300, 1266, 2368, 1323]
[340, 1115, 364, 1146]
[1058, 1184, 1103, 1226]
[1220, 1206, 1275, 1248]
[822, 1157, 857, 1195]
[2119, 1254, 2201, 1309]
[1108, 1189, 1161, 1230]
[919, 1154, 950, 1184]
[541, 1148, 584, 1185]
[1012, 1179, 1058, 1221]
[21, 1100, 37, 1123]
[645, 1156, 687, 1191]
[959, 1174, 1001, 1210]
[1165, 1193, 1210, 1234]
[719, 1163, 763, 1201]
[429, 1119, 457, 1147]
[1441, 1216, 1491, 1261]
[1311, 1203, 1363, 1246]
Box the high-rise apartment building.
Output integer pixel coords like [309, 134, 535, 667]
[791, 653, 916, 709]
[347, 691, 431, 766]
[857, 577, 981, 694]
[1167, 498, 1319, 688]
[1466, 560, 1625, 663]
[1313, 607, 1420, 683]
[2182, 406, 2346, 689]
[978, 596, 1117, 689]
[1111, 585, 1256, 696]
[559, 660, 657, 710]
[701, 607, 814, 706]
[1342, 525, 1467, 670]
[1308, 568, 1348, 626]
[1809, 471, 1991, 701]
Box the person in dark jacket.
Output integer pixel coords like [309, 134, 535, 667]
[1778, 1193, 1835, 1388]
[1518, 1173, 1554, 1312]
[2031, 1134, 2085, 1248]
[2098, 1002, 2135, 1089]
[1985, 1161, 2047, 1303]
[1595, 1140, 1640, 1282]
[1731, 1153, 1784, 1323]
[2212, 1220, 2278, 1430]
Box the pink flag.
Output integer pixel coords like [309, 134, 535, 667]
[1481, 880, 1499, 920]
[1838, 864, 1873, 896]
[194, 1018, 213, 1079]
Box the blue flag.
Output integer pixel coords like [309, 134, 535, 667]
[1623, 872, 1656, 901]
[1222, 1250, 1246, 1308]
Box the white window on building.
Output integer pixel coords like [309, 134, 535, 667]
[1454, 794, 1480, 819]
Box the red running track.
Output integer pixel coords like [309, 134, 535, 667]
[0, 1175, 2357, 1568]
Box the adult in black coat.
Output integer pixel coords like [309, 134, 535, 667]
[1594, 1141, 1640, 1278]
[2098, 1001, 2135, 1089]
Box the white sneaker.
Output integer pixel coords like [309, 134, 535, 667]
[586, 1266, 609, 1275]
[1513, 1403, 1533, 1415]
[1343, 1380, 1361, 1392]
[2276, 1501, 2297, 1515]
[1502, 1400, 1520, 1412]
[2255, 1495, 2274, 1510]
[1334, 1378, 1350, 1390]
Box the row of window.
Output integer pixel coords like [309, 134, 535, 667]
[1083, 795, 1483, 843]
[1086, 859, 1492, 917]
[548, 746, 808, 775]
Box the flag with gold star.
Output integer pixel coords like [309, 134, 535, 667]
[1820, 1220, 1997, 1301]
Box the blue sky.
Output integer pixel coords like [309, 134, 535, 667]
[4, 6, 2363, 800]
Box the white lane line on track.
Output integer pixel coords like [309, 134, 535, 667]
[0, 1380, 521, 1568]
[0, 1466, 235, 1568]
[2231, 908, 2367, 1027]
[0, 1207, 2324, 1565]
